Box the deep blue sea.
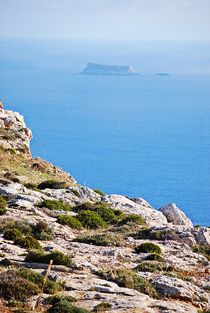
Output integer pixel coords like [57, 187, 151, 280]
[0, 39, 209, 225]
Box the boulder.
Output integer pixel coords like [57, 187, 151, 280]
[159, 203, 193, 228]
[194, 228, 210, 247]
[104, 194, 168, 226]
[151, 275, 210, 306]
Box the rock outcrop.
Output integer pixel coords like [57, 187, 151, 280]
[0, 104, 209, 313]
[0, 101, 32, 156]
[159, 203, 193, 228]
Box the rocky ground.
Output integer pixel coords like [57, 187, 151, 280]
[0, 102, 209, 313]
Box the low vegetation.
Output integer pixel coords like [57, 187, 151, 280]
[193, 244, 210, 261]
[135, 242, 162, 255]
[38, 180, 67, 190]
[77, 210, 107, 229]
[0, 270, 39, 301]
[134, 228, 175, 240]
[16, 268, 62, 294]
[47, 297, 91, 313]
[98, 268, 158, 298]
[25, 250, 73, 267]
[76, 232, 125, 246]
[93, 189, 105, 196]
[39, 199, 72, 211]
[57, 214, 83, 229]
[93, 302, 112, 312]
[135, 261, 174, 273]
[0, 195, 7, 215]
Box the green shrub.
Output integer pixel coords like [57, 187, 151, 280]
[46, 295, 77, 305]
[93, 189, 105, 196]
[32, 221, 53, 240]
[76, 232, 124, 247]
[16, 268, 61, 294]
[0, 270, 39, 301]
[119, 214, 145, 226]
[70, 189, 80, 197]
[98, 268, 157, 298]
[24, 183, 40, 191]
[77, 210, 107, 229]
[95, 204, 118, 224]
[144, 253, 163, 261]
[3, 228, 23, 241]
[0, 195, 7, 215]
[73, 202, 95, 212]
[14, 235, 42, 250]
[135, 261, 165, 273]
[135, 242, 162, 255]
[93, 302, 112, 311]
[134, 228, 175, 240]
[57, 215, 83, 230]
[38, 180, 67, 190]
[48, 298, 91, 313]
[25, 250, 72, 267]
[39, 199, 72, 211]
[193, 244, 210, 261]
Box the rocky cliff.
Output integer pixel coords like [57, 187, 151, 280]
[0, 102, 209, 313]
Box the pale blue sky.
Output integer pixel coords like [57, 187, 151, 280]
[0, 0, 210, 40]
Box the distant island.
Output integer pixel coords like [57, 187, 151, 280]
[156, 73, 171, 76]
[81, 62, 138, 76]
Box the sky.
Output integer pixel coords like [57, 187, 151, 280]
[0, 0, 210, 41]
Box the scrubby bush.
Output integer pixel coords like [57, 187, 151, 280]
[39, 199, 71, 211]
[119, 214, 145, 226]
[135, 261, 165, 273]
[14, 235, 42, 250]
[93, 302, 112, 311]
[46, 295, 76, 305]
[0, 270, 39, 301]
[0, 195, 7, 215]
[25, 250, 72, 267]
[76, 232, 124, 247]
[77, 210, 107, 229]
[144, 253, 163, 261]
[47, 298, 91, 313]
[24, 183, 40, 191]
[3, 228, 23, 241]
[93, 189, 105, 196]
[95, 203, 118, 224]
[57, 215, 83, 230]
[38, 180, 67, 190]
[16, 268, 61, 294]
[135, 242, 162, 255]
[98, 268, 157, 297]
[193, 244, 210, 261]
[70, 189, 80, 197]
[134, 228, 174, 240]
[32, 221, 53, 240]
[73, 202, 95, 212]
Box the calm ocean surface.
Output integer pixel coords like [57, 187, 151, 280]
[0, 39, 209, 225]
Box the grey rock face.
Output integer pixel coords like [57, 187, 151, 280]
[104, 194, 168, 226]
[194, 228, 210, 246]
[0, 106, 32, 156]
[151, 275, 210, 308]
[159, 203, 193, 228]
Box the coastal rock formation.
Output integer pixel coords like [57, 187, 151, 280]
[82, 63, 138, 76]
[159, 203, 193, 228]
[0, 104, 209, 313]
[0, 101, 32, 156]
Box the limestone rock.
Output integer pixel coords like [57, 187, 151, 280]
[104, 194, 168, 226]
[159, 203, 193, 228]
[194, 227, 210, 247]
[151, 275, 210, 307]
[0, 105, 32, 156]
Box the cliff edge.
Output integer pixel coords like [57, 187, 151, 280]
[0, 102, 209, 313]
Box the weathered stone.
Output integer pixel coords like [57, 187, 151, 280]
[159, 203, 193, 228]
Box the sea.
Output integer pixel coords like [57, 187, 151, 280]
[0, 38, 209, 225]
